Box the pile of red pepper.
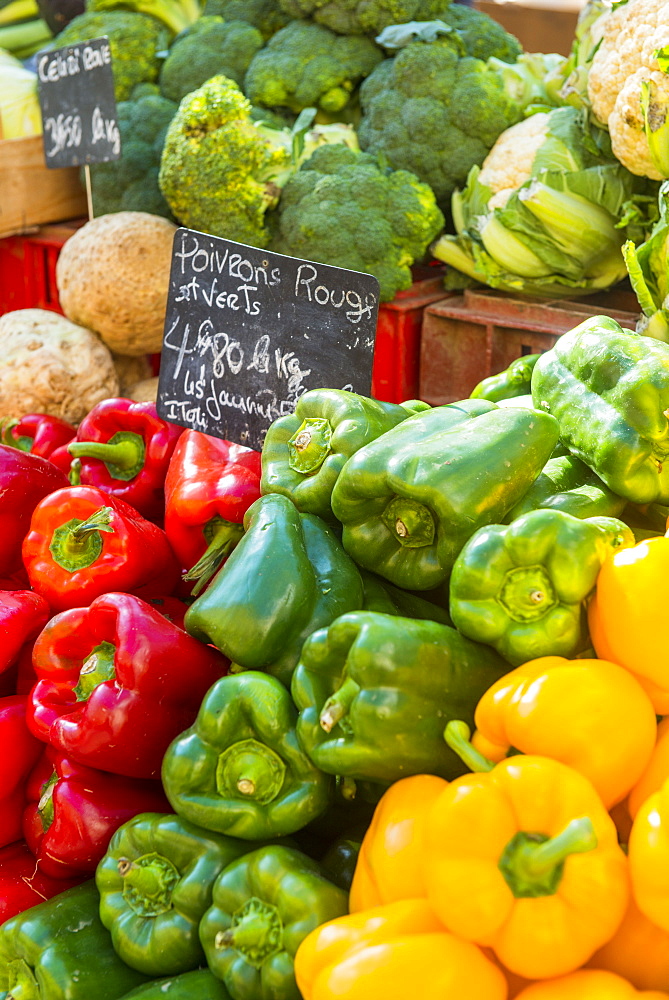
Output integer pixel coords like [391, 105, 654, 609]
[0, 400, 265, 916]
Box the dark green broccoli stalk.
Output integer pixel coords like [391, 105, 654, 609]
[54, 10, 170, 101]
[277, 0, 447, 36]
[158, 75, 359, 246]
[87, 84, 177, 218]
[268, 143, 445, 301]
[202, 0, 290, 39]
[85, 0, 200, 36]
[159, 16, 264, 103]
[244, 21, 383, 116]
[359, 29, 560, 211]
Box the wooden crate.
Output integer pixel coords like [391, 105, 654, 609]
[0, 135, 88, 240]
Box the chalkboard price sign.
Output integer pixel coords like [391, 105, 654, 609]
[37, 37, 121, 168]
[157, 229, 380, 451]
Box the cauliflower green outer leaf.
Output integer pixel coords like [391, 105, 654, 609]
[277, 0, 448, 36]
[244, 20, 383, 115]
[269, 142, 444, 301]
[158, 75, 295, 246]
[54, 10, 170, 101]
[358, 36, 557, 211]
[202, 0, 290, 39]
[159, 16, 264, 103]
[88, 84, 177, 218]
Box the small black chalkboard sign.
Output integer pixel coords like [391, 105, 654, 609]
[157, 229, 380, 451]
[37, 37, 121, 168]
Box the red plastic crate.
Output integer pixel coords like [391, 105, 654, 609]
[370, 265, 450, 403]
[0, 221, 84, 317]
[419, 287, 641, 406]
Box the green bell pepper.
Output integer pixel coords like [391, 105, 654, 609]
[471, 354, 541, 402]
[532, 316, 669, 504]
[504, 455, 628, 522]
[320, 836, 362, 892]
[162, 672, 331, 840]
[331, 402, 559, 590]
[184, 494, 364, 687]
[96, 813, 254, 977]
[360, 570, 452, 626]
[449, 509, 635, 666]
[291, 611, 509, 783]
[0, 882, 149, 1000]
[260, 389, 409, 520]
[119, 970, 231, 999]
[199, 846, 348, 1000]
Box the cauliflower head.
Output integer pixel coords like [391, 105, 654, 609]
[202, 0, 290, 39]
[277, 0, 448, 35]
[158, 75, 296, 246]
[159, 16, 264, 103]
[269, 142, 444, 301]
[88, 84, 177, 218]
[54, 10, 170, 101]
[587, 0, 669, 178]
[244, 21, 383, 115]
[478, 112, 551, 208]
[358, 35, 551, 210]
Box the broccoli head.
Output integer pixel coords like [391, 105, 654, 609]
[244, 21, 383, 116]
[276, 0, 447, 36]
[434, 5, 522, 63]
[54, 10, 170, 101]
[359, 33, 556, 210]
[269, 143, 444, 301]
[159, 16, 264, 103]
[202, 0, 290, 39]
[158, 75, 358, 246]
[88, 84, 177, 218]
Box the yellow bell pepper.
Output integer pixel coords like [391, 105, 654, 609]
[423, 743, 629, 980]
[514, 969, 669, 998]
[629, 776, 669, 933]
[294, 898, 508, 1000]
[587, 896, 669, 992]
[469, 656, 656, 808]
[630, 718, 669, 819]
[588, 538, 669, 712]
[349, 774, 447, 912]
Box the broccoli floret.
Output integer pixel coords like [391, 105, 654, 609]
[434, 5, 522, 63]
[202, 0, 290, 39]
[244, 21, 382, 116]
[159, 16, 264, 103]
[269, 143, 444, 301]
[85, 0, 201, 36]
[54, 11, 170, 101]
[277, 0, 447, 35]
[359, 34, 556, 210]
[87, 84, 177, 218]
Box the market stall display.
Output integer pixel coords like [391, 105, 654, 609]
[3, 0, 669, 996]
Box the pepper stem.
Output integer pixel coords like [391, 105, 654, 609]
[216, 739, 287, 805]
[381, 496, 435, 548]
[498, 818, 598, 898]
[68, 431, 146, 481]
[0, 419, 32, 452]
[287, 418, 333, 474]
[214, 897, 283, 969]
[444, 720, 495, 773]
[119, 852, 180, 917]
[184, 517, 245, 596]
[320, 677, 360, 733]
[37, 771, 58, 832]
[6, 959, 39, 1000]
[49, 507, 116, 572]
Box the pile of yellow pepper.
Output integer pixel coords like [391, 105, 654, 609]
[293, 537, 669, 999]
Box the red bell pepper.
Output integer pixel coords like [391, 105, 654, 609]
[164, 430, 261, 594]
[28, 592, 228, 779]
[22, 486, 179, 613]
[0, 445, 68, 577]
[0, 696, 43, 849]
[0, 591, 50, 676]
[1, 414, 76, 461]
[67, 399, 184, 521]
[23, 746, 170, 878]
[0, 841, 82, 921]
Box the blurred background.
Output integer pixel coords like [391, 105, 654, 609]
[475, 0, 586, 55]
